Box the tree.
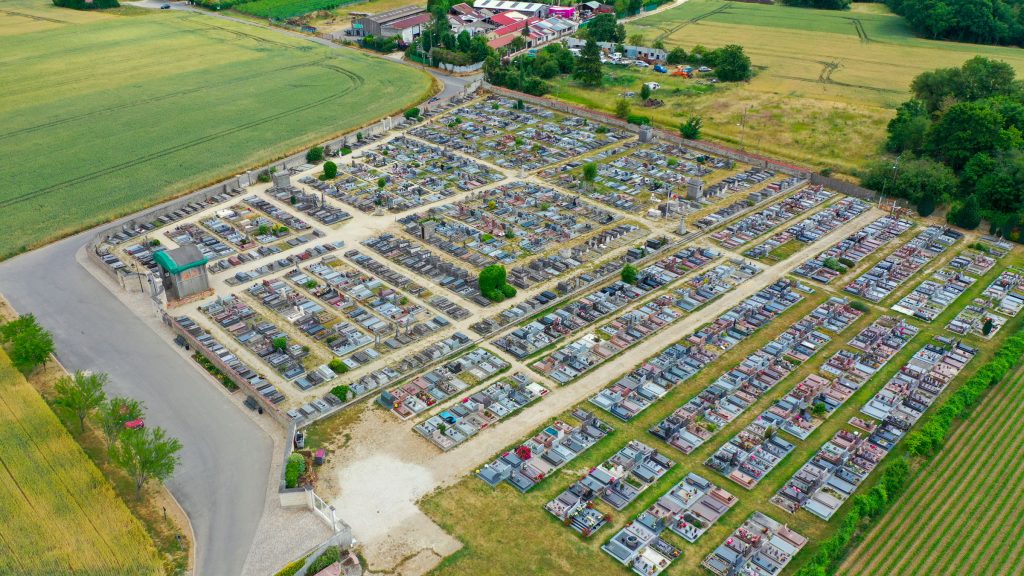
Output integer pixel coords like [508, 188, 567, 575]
[982, 317, 995, 335]
[574, 37, 603, 87]
[925, 101, 1006, 170]
[8, 323, 54, 373]
[322, 161, 337, 179]
[713, 45, 751, 82]
[306, 146, 324, 163]
[778, 0, 850, 8]
[456, 30, 471, 52]
[885, 100, 930, 154]
[479, 264, 513, 302]
[666, 47, 686, 65]
[272, 336, 288, 352]
[403, 107, 420, 120]
[582, 162, 598, 187]
[621, 264, 638, 285]
[639, 83, 651, 102]
[627, 33, 644, 46]
[973, 151, 1024, 213]
[680, 116, 703, 139]
[110, 426, 182, 498]
[861, 156, 957, 205]
[53, 371, 107, 433]
[587, 13, 625, 43]
[97, 396, 145, 441]
[917, 191, 937, 216]
[614, 98, 631, 119]
[949, 194, 983, 229]
[0, 313, 38, 343]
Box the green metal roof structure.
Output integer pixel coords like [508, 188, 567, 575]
[153, 245, 208, 275]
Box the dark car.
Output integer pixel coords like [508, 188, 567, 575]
[160, 3, 171, 8]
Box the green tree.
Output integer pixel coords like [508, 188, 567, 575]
[885, 100, 931, 154]
[917, 192, 937, 216]
[582, 162, 598, 187]
[0, 313, 38, 343]
[110, 426, 182, 498]
[639, 83, 651, 102]
[306, 146, 324, 163]
[322, 161, 337, 179]
[680, 116, 703, 139]
[627, 33, 644, 46]
[925, 101, 1007, 170]
[713, 45, 752, 82]
[666, 47, 686, 65]
[456, 30, 471, 52]
[272, 336, 288, 352]
[973, 152, 1024, 213]
[97, 396, 145, 441]
[54, 370, 107, 434]
[949, 194, 983, 229]
[621, 264, 638, 285]
[614, 98, 631, 119]
[478, 264, 510, 302]
[574, 37, 603, 87]
[982, 317, 995, 335]
[587, 13, 625, 43]
[861, 156, 957, 205]
[8, 323, 55, 373]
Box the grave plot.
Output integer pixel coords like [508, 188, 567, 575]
[379, 348, 509, 419]
[980, 266, 1024, 317]
[221, 241, 343, 283]
[947, 246, 999, 276]
[414, 373, 548, 451]
[544, 481, 612, 538]
[702, 512, 807, 576]
[163, 222, 236, 264]
[347, 331, 472, 400]
[760, 374, 849, 441]
[693, 175, 806, 230]
[533, 295, 683, 385]
[200, 294, 309, 382]
[277, 268, 375, 360]
[402, 181, 627, 270]
[860, 340, 977, 433]
[503, 224, 648, 290]
[602, 517, 681, 576]
[794, 216, 915, 284]
[946, 305, 1008, 339]
[844, 225, 963, 302]
[576, 440, 675, 512]
[705, 414, 796, 490]
[890, 265, 976, 322]
[847, 315, 920, 371]
[710, 186, 834, 249]
[172, 315, 285, 404]
[199, 202, 290, 251]
[493, 246, 719, 360]
[362, 233, 487, 305]
[476, 409, 613, 492]
[647, 281, 806, 454]
[294, 259, 452, 356]
[772, 429, 886, 519]
[641, 472, 737, 544]
[319, 161, 388, 213]
[743, 196, 871, 261]
[542, 142, 737, 216]
[267, 184, 352, 226]
[243, 194, 314, 235]
[343, 249, 470, 320]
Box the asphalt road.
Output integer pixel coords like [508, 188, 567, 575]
[0, 229, 273, 576]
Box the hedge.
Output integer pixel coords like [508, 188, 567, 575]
[285, 453, 306, 488]
[795, 327, 1024, 575]
[52, 0, 118, 9]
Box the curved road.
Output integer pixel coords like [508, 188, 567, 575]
[0, 10, 473, 576]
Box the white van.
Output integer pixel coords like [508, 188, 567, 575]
[643, 81, 661, 91]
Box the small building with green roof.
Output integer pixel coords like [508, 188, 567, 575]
[154, 245, 210, 302]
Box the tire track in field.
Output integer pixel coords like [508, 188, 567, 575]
[0, 58, 330, 140]
[897, 403, 1024, 575]
[841, 17, 869, 43]
[840, 370, 1024, 573]
[854, 380, 1024, 575]
[653, 2, 731, 42]
[0, 9, 67, 23]
[0, 62, 365, 210]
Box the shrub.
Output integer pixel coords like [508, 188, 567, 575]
[403, 107, 421, 120]
[285, 453, 306, 488]
[330, 384, 351, 403]
[621, 264, 638, 285]
[679, 116, 702, 139]
[626, 114, 651, 126]
[52, 0, 119, 9]
[306, 146, 324, 163]
[500, 284, 517, 298]
[850, 300, 869, 313]
[322, 161, 337, 179]
[308, 547, 340, 573]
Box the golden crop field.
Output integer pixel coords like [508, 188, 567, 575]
[556, 1, 1024, 173]
[0, 349, 163, 576]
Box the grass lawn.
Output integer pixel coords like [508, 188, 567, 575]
[549, 0, 1024, 174]
[0, 0, 433, 259]
[420, 240, 1024, 576]
[0, 347, 163, 575]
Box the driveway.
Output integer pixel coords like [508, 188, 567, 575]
[0, 231, 272, 576]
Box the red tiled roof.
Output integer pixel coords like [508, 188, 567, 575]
[487, 34, 519, 48]
[489, 12, 519, 25]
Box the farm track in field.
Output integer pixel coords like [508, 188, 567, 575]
[0, 8, 65, 22]
[0, 62, 365, 209]
[653, 2, 731, 42]
[840, 368, 1024, 574]
[0, 58, 329, 140]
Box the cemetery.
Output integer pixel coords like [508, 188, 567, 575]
[639, 473, 737, 544]
[476, 409, 613, 492]
[743, 196, 871, 261]
[710, 186, 834, 249]
[705, 413, 797, 489]
[890, 265, 976, 322]
[414, 373, 548, 450]
[702, 512, 807, 576]
[362, 232, 488, 305]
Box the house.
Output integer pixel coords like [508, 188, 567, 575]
[564, 37, 667, 62]
[474, 0, 549, 17]
[353, 5, 430, 41]
[449, 2, 496, 35]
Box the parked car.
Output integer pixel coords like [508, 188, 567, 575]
[698, 65, 712, 72]
[160, 3, 171, 8]
[633, 61, 649, 68]
[653, 64, 668, 73]
[644, 81, 661, 91]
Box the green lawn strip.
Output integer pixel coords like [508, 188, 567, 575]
[890, 390, 1024, 574]
[842, 367, 1024, 572]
